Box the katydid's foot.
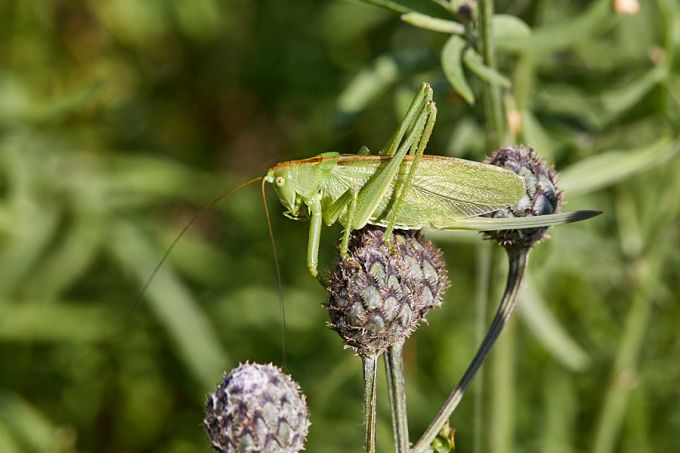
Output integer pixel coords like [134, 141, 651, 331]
[382, 233, 398, 254]
[316, 273, 330, 288]
[343, 256, 362, 271]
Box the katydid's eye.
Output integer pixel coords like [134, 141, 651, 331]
[275, 176, 285, 187]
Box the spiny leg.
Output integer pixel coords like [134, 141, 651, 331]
[350, 98, 433, 231]
[313, 83, 434, 276]
[382, 101, 438, 246]
[322, 187, 362, 270]
[381, 83, 433, 157]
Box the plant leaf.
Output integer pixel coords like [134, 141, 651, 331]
[441, 35, 474, 104]
[601, 66, 668, 115]
[559, 137, 680, 195]
[337, 55, 400, 117]
[521, 109, 557, 160]
[0, 392, 64, 452]
[0, 303, 116, 341]
[109, 221, 229, 388]
[462, 48, 512, 89]
[493, 14, 531, 51]
[518, 278, 591, 372]
[401, 12, 464, 34]
[359, 0, 453, 19]
[497, 0, 612, 53]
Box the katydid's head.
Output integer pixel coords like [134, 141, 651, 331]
[266, 166, 304, 219]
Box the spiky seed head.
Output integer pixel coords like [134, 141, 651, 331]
[483, 146, 564, 250]
[204, 363, 310, 453]
[326, 226, 449, 356]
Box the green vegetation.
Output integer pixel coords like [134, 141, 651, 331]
[0, 0, 679, 452]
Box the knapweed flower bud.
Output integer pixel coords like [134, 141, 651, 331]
[456, 0, 475, 23]
[483, 146, 564, 250]
[326, 226, 449, 357]
[204, 363, 310, 453]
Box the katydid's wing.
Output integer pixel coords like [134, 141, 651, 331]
[443, 210, 602, 231]
[388, 156, 526, 226]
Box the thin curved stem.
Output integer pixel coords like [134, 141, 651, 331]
[411, 248, 529, 452]
[385, 342, 409, 452]
[363, 354, 379, 453]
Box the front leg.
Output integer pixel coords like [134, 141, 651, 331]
[322, 187, 362, 271]
[306, 193, 323, 279]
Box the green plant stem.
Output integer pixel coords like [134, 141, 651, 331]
[411, 248, 528, 452]
[590, 273, 654, 453]
[478, 0, 505, 147]
[489, 310, 515, 453]
[385, 342, 409, 452]
[474, 242, 492, 453]
[590, 180, 680, 453]
[363, 354, 379, 453]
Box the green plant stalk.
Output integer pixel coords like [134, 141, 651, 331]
[411, 249, 528, 452]
[489, 312, 515, 453]
[363, 354, 379, 453]
[385, 342, 409, 452]
[478, 0, 505, 147]
[591, 163, 680, 453]
[474, 242, 493, 453]
[590, 277, 654, 453]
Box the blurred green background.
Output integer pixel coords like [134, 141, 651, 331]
[1, 0, 679, 452]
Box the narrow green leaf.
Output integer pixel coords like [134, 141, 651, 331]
[463, 48, 512, 89]
[401, 12, 464, 34]
[38, 81, 104, 122]
[109, 221, 229, 388]
[493, 14, 531, 51]
[497, 0, 612, 53]
[441, 35, 474, 104]
[0, 422, 20, 453]
[521, 109, 557, 160]
[24, 214, 104, 299]
[360, 0, 453, 19]
[540, 368, 579, 453]
[108, 155, 212, 206]
[337, 55, 399, 116]
[536, 84, 605, 128]
[601, 66, 668, 115]
[170, 0, 220, 41]
[560, 138, 680, 195]
[446, 118, 486, 156]
[518, 278, 591, 372]
[0, 76, 103, 124]
[0, 392, 64, 452]
[0, 205, 60, 297]
[0, 303, 116, 342]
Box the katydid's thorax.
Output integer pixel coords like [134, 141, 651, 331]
[268, 152, 342, 219]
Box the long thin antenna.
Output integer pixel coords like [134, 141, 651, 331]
[261, 177, 288, 370]
[128, 176, 263, 316]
